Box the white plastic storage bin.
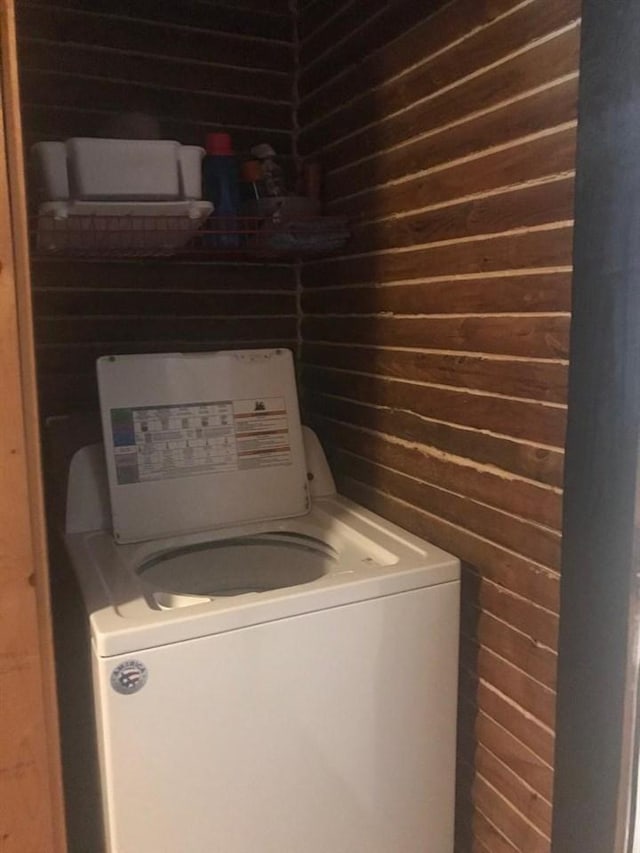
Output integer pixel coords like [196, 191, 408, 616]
[66, 138, 181, 201]
[31, 141, 70, 201]
[178, 146, 205, 200]
[31, 138, 206, 202]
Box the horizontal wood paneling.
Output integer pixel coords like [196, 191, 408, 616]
[301, 342, 568, 404]
[303, 226, 574, 287]
[472, 810, 521, 853]
[17, 1, 296, 419]
[300, 0, 579, 144]
[303, 390, 564, 488]
[30, 0, 292, 40]
[34, 289, 295, 318]
[19, 5, 291, 72]
[299, 0, 578, 848]
[468, 608, 557, 690]
[36, 339, 298, 416]
[32, 261, 297, 416]
[472, 574, 558, 654]
[16, 1, 293, 148]
[336, 450, 561, 569]
[36, 315, 296, 344]
[299, 0, 554, 123]
[472, 709, 553, 803]
[474, 679, 556, 769]
[302, 272, 573, 318]
[20, 107, 291, 152]
[329, 128, 577, 221]
[299, 0, 372, 41]
[31, 260, 297, 292]
[300, 24, 580, 165]
[304, 366, 566, 446]
[19, 40, 291, 103]
[326, 77, 578, 205]
[199, 0, 290, 13]
[303, 315, 569, 361]
[473, 775, 550, 852]
[20, 69, 291, 132]
[344, 177, 574, 255]
[299, 0, 449, 98]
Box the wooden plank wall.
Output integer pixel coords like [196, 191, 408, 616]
[16, 0, 292, 151]
[14, 0, 296, 417]
[297, 1, 580, 850]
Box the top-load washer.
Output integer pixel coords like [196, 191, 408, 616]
[64, 347, 460, 853]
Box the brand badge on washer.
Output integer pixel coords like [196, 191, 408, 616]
[111, 660, 148, 695]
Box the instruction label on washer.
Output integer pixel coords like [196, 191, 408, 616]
[110, 397, 291, 485]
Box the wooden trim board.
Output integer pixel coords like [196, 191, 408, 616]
[0, 1, 66, 850]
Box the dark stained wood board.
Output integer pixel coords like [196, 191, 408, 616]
[298, 0, 579, 848]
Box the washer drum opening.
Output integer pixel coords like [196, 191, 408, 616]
[138, 534, 336, 598]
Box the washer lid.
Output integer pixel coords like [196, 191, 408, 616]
[97, 349, 310, 543]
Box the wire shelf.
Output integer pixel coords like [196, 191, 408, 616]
[32, 213, 349, 260]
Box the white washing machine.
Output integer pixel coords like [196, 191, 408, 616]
[63, 348, 460, 853]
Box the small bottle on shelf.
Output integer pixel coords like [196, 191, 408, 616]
[202, 132, 240, 248]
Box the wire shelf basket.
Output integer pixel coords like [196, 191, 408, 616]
[33, 212, 349, 260]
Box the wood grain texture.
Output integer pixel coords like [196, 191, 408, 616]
[303, 390, 565, 487]
[20, 68, 291, 131]
[336, 448, 561, 568]
[322, 419, 563, 530]
[17, 0, 297, 419]
[304, 364, 567, 447]
[19, 39, 292, 102]
[15, 0, 299, 438]
[303, 226, 574, 287]
[18, 4, 291, 71]
[0, 2, 65, 849]
[301, 24, 580, 163]
[299, 0, 449, 98]
[31, 258, 297, 417]
[34, 289, 295, 317]
[329, 128, 577, 220]
[473, 774, 550, 852]
[300, 0, 580, 146]
[16, 0, 293, 148]
[21, 106, 292, 151]
[473, 610, 557, 690]
[36, 338, 298, 417]
[472, 810, 521, 853]
[473, 710, 554, 803]
[299, 1, 579, 847]
[31, 261, 297, 291]
[326, 77, 578, 202]
[302, 316, 569, 363]
[302, 272, 572, 317]
[27, 0, 292, 40]
[344, 177, 575, 255]
[301, 340, 569, 402]
[11, 0, 581, 847]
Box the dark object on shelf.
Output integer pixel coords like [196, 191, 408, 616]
[202, 132, 241, 249]
[246, 215, 349, 256]
[250, 143, 284, 197]
[239, 195, 348, 256]
[240, 159, 264, 201]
